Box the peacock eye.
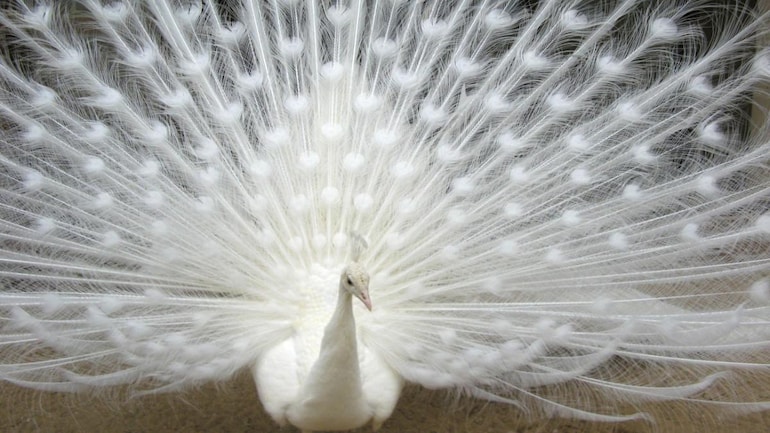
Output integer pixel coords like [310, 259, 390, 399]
[346, 276, 354, 286]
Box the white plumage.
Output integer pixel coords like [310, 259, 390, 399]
[0, 0, 769, 431]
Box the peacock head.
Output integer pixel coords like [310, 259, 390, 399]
[340, 263, 372, 311]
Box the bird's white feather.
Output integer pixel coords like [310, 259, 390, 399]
[1, 0, 769, 429]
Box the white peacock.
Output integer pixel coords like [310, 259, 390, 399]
[1, 1, 769, 432]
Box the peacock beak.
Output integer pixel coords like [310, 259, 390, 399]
[359, 288, 372, 311]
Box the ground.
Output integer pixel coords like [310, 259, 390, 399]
[1, 372, 768, 433]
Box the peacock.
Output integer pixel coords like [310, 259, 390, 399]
[1, 0, 769, 432]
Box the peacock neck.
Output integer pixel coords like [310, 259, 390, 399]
[292, 285, 365, 415]
[318, 286, 361, 383]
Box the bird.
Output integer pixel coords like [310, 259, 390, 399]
[0, 0, 769, 432]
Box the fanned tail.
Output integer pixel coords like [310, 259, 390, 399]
[0, 0, 768, 424]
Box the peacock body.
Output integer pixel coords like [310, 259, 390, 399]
[1, 0, 769, 431]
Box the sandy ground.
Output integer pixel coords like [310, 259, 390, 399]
[2, 372, 769, 433]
